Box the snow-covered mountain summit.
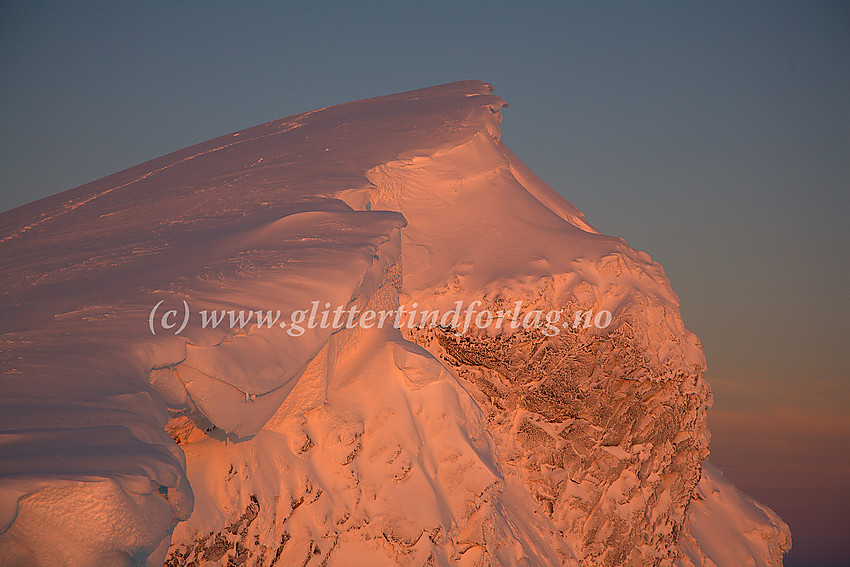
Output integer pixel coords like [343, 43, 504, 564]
[0, 81, 789, 566]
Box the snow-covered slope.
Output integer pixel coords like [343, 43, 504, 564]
[0, 81, 789, 566]
[677, 463, 791, 567]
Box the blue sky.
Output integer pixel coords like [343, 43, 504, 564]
[1, 2, 848, 564]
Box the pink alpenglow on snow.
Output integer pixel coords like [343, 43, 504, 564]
[0, 81, 790, 566]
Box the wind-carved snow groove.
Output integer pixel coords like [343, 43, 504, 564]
[148, 227, 400, 440]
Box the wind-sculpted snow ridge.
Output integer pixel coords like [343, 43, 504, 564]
[0, 81, 789, 566]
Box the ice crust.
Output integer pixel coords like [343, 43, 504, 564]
[0, 81, 789, 566]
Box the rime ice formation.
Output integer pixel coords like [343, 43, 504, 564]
[0, 81, 790, 566]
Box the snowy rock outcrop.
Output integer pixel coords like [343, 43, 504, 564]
[0, 81, 789, 566]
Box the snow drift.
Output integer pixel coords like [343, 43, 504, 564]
[0, 81, 789, 566]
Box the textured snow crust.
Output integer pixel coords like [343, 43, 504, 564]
[0, 81, 789, 566]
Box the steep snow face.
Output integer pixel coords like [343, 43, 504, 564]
[364, 117, 712, 564]
[0, 81, 789, 566]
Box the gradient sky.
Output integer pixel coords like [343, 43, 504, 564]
[1, 2, 848, 565]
